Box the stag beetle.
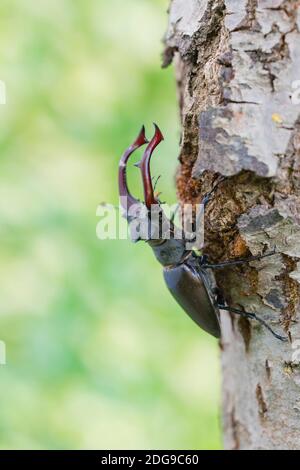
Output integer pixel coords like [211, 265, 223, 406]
[118, 124, 287, 341]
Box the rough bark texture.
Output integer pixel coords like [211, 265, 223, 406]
[164, 0, 300, 450]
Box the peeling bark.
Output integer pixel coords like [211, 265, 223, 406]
[165, 0, 300, 450]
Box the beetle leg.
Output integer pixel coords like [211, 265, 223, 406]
[198, 254, 209, 264]
[200, 175, 226, 208]
[166, 186, 212, 239]
[188, 176, 226, 245]
[201, 249, 277, 269]
[135, 123, 164, 209]
[219, 305, 288, 341]
[213, 287, 225, 305]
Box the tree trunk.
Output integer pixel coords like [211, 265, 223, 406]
[164, 0, 300, 450]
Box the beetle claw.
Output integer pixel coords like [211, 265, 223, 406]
[137, 123, 164, 209]
[119, 124, 165, 213]
[133, 125, 149, 147]
[118, 126, 149, 211]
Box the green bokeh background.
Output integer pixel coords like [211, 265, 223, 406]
[0, 0, 221, 449]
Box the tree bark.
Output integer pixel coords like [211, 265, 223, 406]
[164, 0, 300, 450]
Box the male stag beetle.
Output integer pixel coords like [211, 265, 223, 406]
[118, 124, 287, 342]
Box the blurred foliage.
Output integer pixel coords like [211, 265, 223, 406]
[0, 0, 221, 449]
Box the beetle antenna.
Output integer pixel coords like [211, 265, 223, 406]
[219, 305, 288, 341]
[153, 175, 161, 192]
[202, 249, 277, 269]
[170, 203, 180, 223]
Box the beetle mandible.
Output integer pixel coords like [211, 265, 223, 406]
[118, 124, 287, 341]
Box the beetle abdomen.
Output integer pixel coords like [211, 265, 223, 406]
[163, 263, 221, 338]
